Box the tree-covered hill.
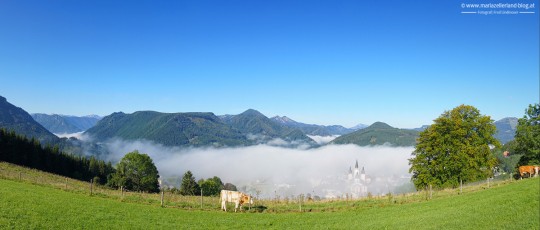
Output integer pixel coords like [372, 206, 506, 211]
[0, 128, 114, 184]
[31, 114, 101, 134]
[270, 115, 357, 136]
[85, 111, 250, 147]
[493, 117, 518, 144]
[222, 109, 317, 146]
[331, 122, 419, 146]
[0, 96, 59, 145]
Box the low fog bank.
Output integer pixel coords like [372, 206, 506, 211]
[55, 132, 84, 139]
[307, 135, 339, 145]
[101, 139, 415, 198]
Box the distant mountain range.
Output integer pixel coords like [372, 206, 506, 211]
[221, 109, 317, 147]
[331, 122, 420, 146]
[411, 125, 430, 132]
[85, 111, 249, 147]
[0, 96, 59, 145]
[0, 95, 519, 149]
[493, 117, 518, 144]
[270, 115, 364, 136]
[31, 114, 101, 134]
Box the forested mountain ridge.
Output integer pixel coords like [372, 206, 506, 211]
[331, 122, 419, 146]
[31, 113, 101, 134]
[87, 109, 318, 148]
[493, 117, 518, 144]
[85, 111, 250, 147]
[221, 109, 317, 146]
[270, 115, 359, 136]
[0, 96, 59, 145]
[0, 128, 114, 184]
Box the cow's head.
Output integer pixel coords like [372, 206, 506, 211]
[242, 194, 253, 205]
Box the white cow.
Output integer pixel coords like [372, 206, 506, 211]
[220, 190, 253, 212]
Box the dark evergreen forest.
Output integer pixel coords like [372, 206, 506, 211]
[0, 128, 115, 184]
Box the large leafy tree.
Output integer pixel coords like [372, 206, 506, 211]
[180, 170, 200, 196]
[198, 176, 224, 196]
[514, 104, 540, 166]
[111, 150, 160, 193]
[409, 105, 500, 189]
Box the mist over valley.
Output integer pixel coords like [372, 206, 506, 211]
[0, 96, 520, 199]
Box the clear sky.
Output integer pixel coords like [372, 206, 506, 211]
[0, 0, 538, 128]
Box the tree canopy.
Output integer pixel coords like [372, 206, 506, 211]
[514, 104, 540, 166]
[109, 150, 159, 193]
[409, 105, 500, 189]
[198, 176, 224, 196]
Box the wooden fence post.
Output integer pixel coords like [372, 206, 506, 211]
[90, 179, 93, 195]
[160, 190, 164, 207]
[429, 184, 432, 200]
[200, 188, 203, 209]
[299, 194, 303, 212]
[65, 177, 68, 190]
[487, 177, 490, 188]
[460, 179, 463, 194]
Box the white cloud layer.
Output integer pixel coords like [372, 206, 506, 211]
[54, 132, 84, 139]
[101, 139, 415, 198]
[307, 135, 340, 145]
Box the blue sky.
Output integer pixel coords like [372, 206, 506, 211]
[0, 0, 538, 128]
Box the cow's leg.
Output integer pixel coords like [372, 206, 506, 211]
[235, 201, 239, 213]
[221, 200, 226, 211]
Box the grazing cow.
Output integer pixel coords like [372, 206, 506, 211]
[519, 166, 539, 179]
[220, 190, 253, 212]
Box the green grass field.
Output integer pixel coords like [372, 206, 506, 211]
[1, 162, 539, 229]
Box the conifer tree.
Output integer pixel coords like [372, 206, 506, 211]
[180, 170, 200, 196]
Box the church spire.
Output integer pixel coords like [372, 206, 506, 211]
[361, 166, 365, 174]
[355, 160, 358, 169]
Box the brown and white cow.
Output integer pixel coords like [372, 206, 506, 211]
[220, 190, 253, 212]
[519, 165, 540, 179]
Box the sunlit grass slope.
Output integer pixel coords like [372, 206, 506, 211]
[0, 163, 538, 229]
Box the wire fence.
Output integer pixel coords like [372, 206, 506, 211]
[0, 162, 528, 213]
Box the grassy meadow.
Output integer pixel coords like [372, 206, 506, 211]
[1, 162, 539, 229]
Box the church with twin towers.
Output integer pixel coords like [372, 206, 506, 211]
[347, 160, 368, 198]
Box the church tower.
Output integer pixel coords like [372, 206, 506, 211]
[347, 159, 368, 198]
[354, 160, 360, 178]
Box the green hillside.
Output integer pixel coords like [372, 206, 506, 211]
[494, 117, 518, 144]
[224, 109, 317, 146]
[332, 122, 419, 146]
[31, 113, 101, 134]
[271, 115, 355, 136]
[0, 96, 59, 145]
[85, 111, 250, 147]
[1, 162, 538, 229]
